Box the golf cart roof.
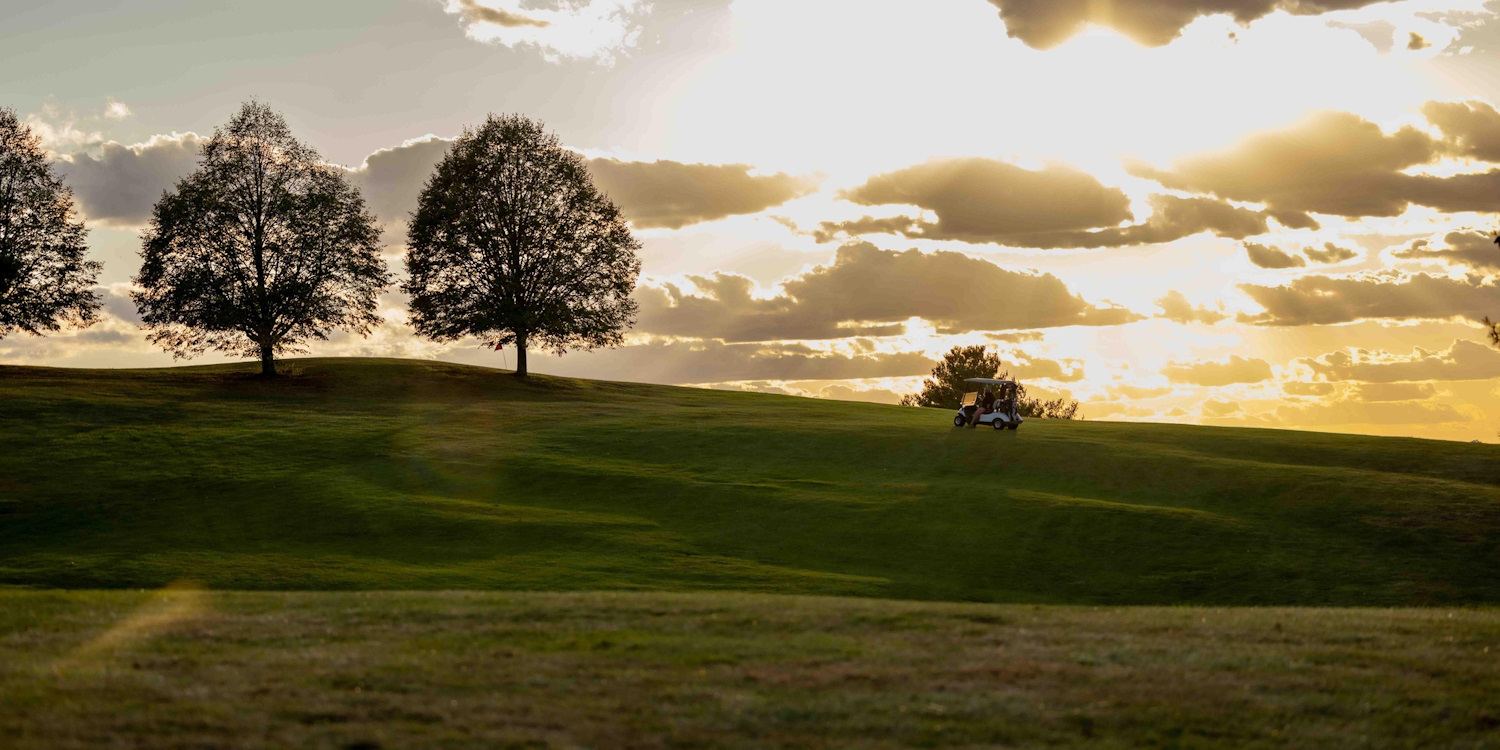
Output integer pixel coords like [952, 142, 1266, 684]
[964, 378, 1016, 385]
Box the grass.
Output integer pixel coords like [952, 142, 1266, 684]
[3, 589, 1498, 749]
[2, 357, 1499, 605]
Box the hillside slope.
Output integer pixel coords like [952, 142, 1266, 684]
[1, 357, 1497, 605]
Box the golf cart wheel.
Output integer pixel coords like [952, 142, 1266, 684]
[953, 415, 966, 427]
[992, 419, 1005, 430]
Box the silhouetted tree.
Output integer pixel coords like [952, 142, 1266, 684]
[403, 114, 641, 377]
[1489, 235, 1499, 349]
[901, 345, 1002, 408]
[901, 344, 1082, 419]
[133, 102, 389, 377]
[0, 109, 100, 339]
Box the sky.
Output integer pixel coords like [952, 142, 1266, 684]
[4, 0, 1500, 442]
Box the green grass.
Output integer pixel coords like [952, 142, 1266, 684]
[2, 357, 1499, 605]
[3, 590, 1497, 749]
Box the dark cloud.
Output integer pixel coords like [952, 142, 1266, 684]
[1240, 272, 1500, 326]
[984, 0, 1389, 49]
[588, 158, 818, 229]
[839, 158, 1132, 242]
[1155, 290, 1227, 324]
[55, 134, 203, 227]
[1393, 231, 1500, 272]
[347, 135, 813, 230]
[1424, 100, 1500, 162]
[456, 0, 549, 28]
[1303, 339, 1500, 382]
[348, 136, 452, 224]
[1129, 111, 1450, 218]
[636, 241, 1140, 342]
[1244, 242, 1307, 269]
[1303, 242, 1359, 264]
[1162, 355, 1273, 386]
[825, 165, 1277, 248]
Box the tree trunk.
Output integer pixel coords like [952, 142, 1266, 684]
[259, 341, 276, 378]
[514, 331, 528, 377]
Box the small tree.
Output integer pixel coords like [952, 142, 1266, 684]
[133, 102, 390, 376]
[901, 345, 1002, 408]
[0, 109, 100, 339]
[404, 114, 641, 376]
[901, 344, 1082, 419]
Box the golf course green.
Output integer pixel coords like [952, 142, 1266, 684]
[2, 357, 1497, 605]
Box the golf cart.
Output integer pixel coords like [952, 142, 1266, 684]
[953, 378, 1023, 430]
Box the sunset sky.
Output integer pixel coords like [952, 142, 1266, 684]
[5, 0, 1500, 441]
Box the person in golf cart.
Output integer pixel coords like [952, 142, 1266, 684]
[967, 386, 995, 426]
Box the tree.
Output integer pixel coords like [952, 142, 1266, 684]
[901, 345, 1002, 408]
[133, 102, 389, 377]
[0, 108, 100, 339]
[1489, 235, 1499, 349]
[900, 344, 1082, 419]
[403, 114, 641, 377]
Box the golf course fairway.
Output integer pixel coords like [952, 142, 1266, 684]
[2, 357, 1497, 606]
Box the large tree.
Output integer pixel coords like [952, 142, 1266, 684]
[901, 344, 1082, 419]
[404, 114, 641, 376]
[0, 108, 100, 339]
[133, 102, 389, 376]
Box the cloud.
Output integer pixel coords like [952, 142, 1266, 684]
[1128, 110, 1500, 218]
[1353, 381, 1437, 401]
[1393, 231, 1500, 272]
[1244, 242, 1307, 269]
[838, 158, 1133, 242]
[1201, 399, 1243, 418]
[533, 338, 934, 383]
[456, 0, 549, 28]
[1303, 339, 1500, 382]
[346, 135, 811, 230]
[1155, 290, 1227, 324]
[827, 157, 1277, 247]
[1162, 355, 1273, 386]
[1424, 100, 1500, 162]
[1272, 398, 1468, 426]
[347, 136, 453, 224]
[1409, 31, 1431, 50]
[1284, 381, 1336, 396]
[587, 159, 818, 229]
[984, 0, 1391, 49]
[636, 241, 1140, 342]
[441, 0, 648, 62]
[1240, 272, 1500, 326]
[55, 133, 204, 227]
[1007, 356, 1085, 382]
[1303, 242, 1359, 264]
[1328, 19, 1396, 53]
[103, 98, 132, 121]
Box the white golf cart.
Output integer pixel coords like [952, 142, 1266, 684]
[953, 378, 1024, 430]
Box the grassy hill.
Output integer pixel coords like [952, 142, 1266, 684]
[2, 357, 1498, 605]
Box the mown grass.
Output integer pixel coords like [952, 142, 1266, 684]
[2, 590, 1497, 749]
[2, 357, 1499, 605]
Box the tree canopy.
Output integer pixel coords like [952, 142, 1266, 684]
[133, 102, 389, 376]
[0, 108, 100, 339]
[403, 114, 641, 376]
[901, 344, 1081, 419]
